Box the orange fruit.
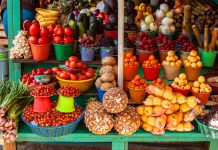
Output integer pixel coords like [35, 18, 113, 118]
[126, 53, 133, 59]
[130, 58, 134, 62]
[134, 62, 139, 66]
[135, 75, 141, 80]
[124, 58, 129, 63]
[132, 56, 137, 61]
[129, 62, 134, 66]
[135, 81, 141, 86]
[124, 63, 128, 67]
[149, 55, 155, 60]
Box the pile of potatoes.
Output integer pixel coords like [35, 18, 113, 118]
[137, 83, 203, 135]
[183, 50, 202, 68]
[192, 76, 212, 93]
[171, 73, 191, 90]
[95, 57, 118, 91]
[162, 51, 182, 67]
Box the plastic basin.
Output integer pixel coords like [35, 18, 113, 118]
[53, 43, 73, 61]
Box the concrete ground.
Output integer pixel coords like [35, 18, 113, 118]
[0, 142, 209, 150]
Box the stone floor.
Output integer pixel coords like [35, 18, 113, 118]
[0, 142, 209, 150]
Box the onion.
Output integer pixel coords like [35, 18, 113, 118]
[73, 9, 80, 16]
[0, 118, 7, 127]
[93, 9, 100, 16]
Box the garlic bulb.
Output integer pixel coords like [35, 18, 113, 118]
[150, 23, 158, 31]
[156, 9, 165, 19]
[160, 3, 169, 12]
[140, 22, 149, 31]
[161, 17, 174, 26]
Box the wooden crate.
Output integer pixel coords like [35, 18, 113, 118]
[0, 22, 8, 48]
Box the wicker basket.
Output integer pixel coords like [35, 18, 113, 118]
[195, 118, 218, 139]
[21, 111, 84, 137]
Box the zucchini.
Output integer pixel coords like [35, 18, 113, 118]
[88, 23, 97, 38]
[77, 13, 84, 22]
[78, 22, 86, 37]
[97, 17, 104, 34]
[67, 11, 75, 23]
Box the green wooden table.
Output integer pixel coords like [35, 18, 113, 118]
[17, 122, 217, 150]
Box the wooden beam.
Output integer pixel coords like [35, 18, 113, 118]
[118, 0, 124, 89]
[3, 141, 16, 150]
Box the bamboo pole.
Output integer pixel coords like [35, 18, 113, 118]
[192, 25, 203, 48]
[204, 25, 209, 52]
[118, 0, 124, 89]
[209, 28, 218, 51]
[182, 5, 191, 34]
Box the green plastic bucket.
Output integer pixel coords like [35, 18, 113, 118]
[198, 47, 204, 58]
[201, 51, 217, 67]
[0, 48, 8, 81]
[53, 43, 73, 61]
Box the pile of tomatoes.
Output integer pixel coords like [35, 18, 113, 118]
[27, 20, 51, 44]
[52, 56, 95, 80]
[128, 75, 148, 89]
[124, 52, 139, 67]
[30, 85, 57, 97]
[23, 102, 83, 127]
[57, 86, 80, 97]
[21, 68, 56, 86]
[50, 25, 74, 44]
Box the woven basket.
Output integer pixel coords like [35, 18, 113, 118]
[195, 118, 218, 139]
[21, 111, 84, 137]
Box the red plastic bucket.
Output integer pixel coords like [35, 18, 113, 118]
[192, 92, 210, 105]
[33, 96, 52, 112]
[30, 43, 51, 61]
[143, 67, 161, 80]
[124, 65, 139, 81]
[137, 49, 156, 63]
[171, 86, 190, 96]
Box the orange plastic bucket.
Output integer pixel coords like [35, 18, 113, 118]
[192, 92, 210, 105]
[124, 65, 139, 81]
[184, 67, 201, 81]
[30, 43, 50, 61]
[129, 88, 146, 103]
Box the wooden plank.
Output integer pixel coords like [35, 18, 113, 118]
[3, 142, 16, 150]
[0, 38, 8, 45]
[0, 24, 4, 30]
[0, 30, 7, 37]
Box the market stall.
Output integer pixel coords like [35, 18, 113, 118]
[2, 0, 218, 150]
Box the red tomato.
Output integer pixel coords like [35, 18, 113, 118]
[31, 70, 37, 76]
[40, 26, 49, 37]
[82, 64, 88, 69]
[76, 61, 83, 69]
[65, 60, 70, 67]
[43, 69, 53, 75]
[48, 32, 53, 41]
[60, 72, 70, 80]
[28, 36, 38, 44]
[81, 69, 86, 75]
[23, 20, 32, 31]
[53, 36, 63, 44]
[70, 61, 77, 69]
[38, 37, 49, 44]
[54, 25, 64, 36]
[64, 37, 74, 44]
[29, 20, 40, 36]
[52, 67, 60, 74]
[85, 72, 92, 79]
[70, 74, 77, 80]
[56, 71, 62, 76]
[64, 27, 73, 36]
[69, 56, 78, 62]
[37, 68, 45, 75]
[87, 68, 95, 74]
[48, 24, 56, 32]
[78, 75, 87, 80]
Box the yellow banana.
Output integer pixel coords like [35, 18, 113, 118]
[35, 8, 59, 17]
[39, 21, 57, 27]
[38, 17, 59, 22]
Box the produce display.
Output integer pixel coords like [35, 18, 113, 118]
[78, 34, 97, 48]
[57, 86, 80, 97]
[128, 75, 148, 89]
[171, 73, 191, 91]
[52, 25, 74, 44]
[180, 42, 196, 52]
[158, 39, 176, 51]
[162, 51, 182, 67]
[30, 85, 56, 97]
[183, 50, 202, 68]
[137, 34, 157, 51]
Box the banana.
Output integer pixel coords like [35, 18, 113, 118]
[38, 17, 59, 22]
[35, 8, 60, 17]
[39, 21, 56, 27]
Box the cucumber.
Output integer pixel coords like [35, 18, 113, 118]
[97, 17, 104, 34]
[78, 22, 86, 37]
[67, 11, 75, 23]
[83, 13, 88, 32]
[89, 16, 97, 24]
[88, 23, 97, 38]
[77, 13, 84, 22]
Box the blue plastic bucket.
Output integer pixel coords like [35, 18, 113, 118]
[99, 47, 115, 60]
[97, 88, 106, 102]
[80, 46, 96, 62]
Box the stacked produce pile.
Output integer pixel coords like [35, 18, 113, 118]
[0, 81, 32, 142]
[85, 88, 140, 136]
[137, 79, 203, 135]
[95, 56, 118, 91]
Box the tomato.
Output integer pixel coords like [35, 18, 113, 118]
[56, 71, 62, 76]
[82, 64, 88, 69]
[69, 56, 78, 62]
[65, 60, 70, 67]
[78, 75, 87, 80]
[48, 32, 53, 41]
[37, 68, 45, 75]
[76, 61, 83, 69]
[87, 68, 95, 74]
[64, 27, 73, 36]
[52, 67, 60, 74]
[48, 24, 56, 32]
[81, 69, 86, 75]
[54, 25, 64, 36]
[85, 72, 92, 79]
[31, 70, 37, 76]
[70, 74, 77, 80]
[60, 72, 70, 80]
[43, 69, 53, 75]
[28, 36, 38, 44]
[40, 26, 49, 37]
[53, 36, 63, 44]
[64, 37, 74, 44]
[23, 20, 32, 31]
[38, 37, 49, 44]
[70, 61, 77, 69]
[29, 20, 40, 36]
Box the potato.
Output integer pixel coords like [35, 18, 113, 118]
[101, 72, 115, 82]
[100, 82, 114, 91]
[95, 77, 103, 88]
[99, 65, 114, 75]
[102, 56, 116, 66]
[113, 65, 118, 75]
